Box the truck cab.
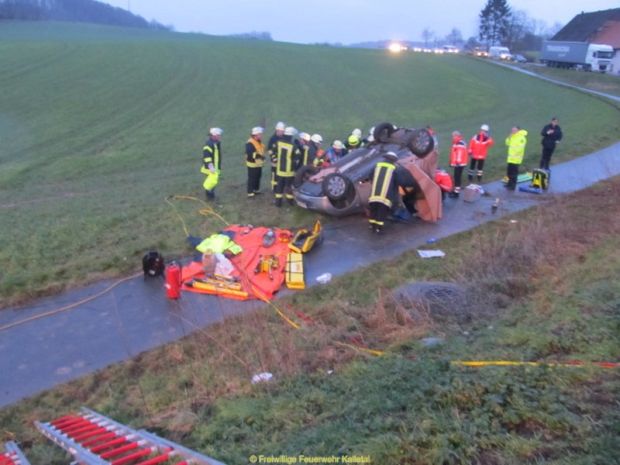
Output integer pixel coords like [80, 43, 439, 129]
[587, 44, 614, 72]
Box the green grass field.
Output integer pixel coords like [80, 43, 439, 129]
[1, 21, 620, 305]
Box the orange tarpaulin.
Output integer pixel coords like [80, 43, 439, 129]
[181, 225, 293, 300]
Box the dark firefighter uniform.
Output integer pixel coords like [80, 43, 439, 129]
[202, 133, 222, 200]
[368, 152, 402, 233]
[267, 132, 285, 191]
[274, 136, 301, 207]
[246, 132, 265, 197]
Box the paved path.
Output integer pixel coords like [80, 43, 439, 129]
[1, 79, 620, 408]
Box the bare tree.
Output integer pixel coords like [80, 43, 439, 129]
[445, 27, 464, 46]
[421, 28, 434, 48]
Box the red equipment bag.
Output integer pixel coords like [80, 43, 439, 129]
[164, 262, 182, 299]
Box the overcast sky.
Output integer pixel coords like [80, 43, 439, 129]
[100, 0, 618, 44]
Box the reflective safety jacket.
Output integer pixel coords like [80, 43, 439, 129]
[275, 136, 300, 177]
[245, 137, 265, 168]
[468, 132, 494, 160]
[505, 129, 528, 164]
[202, 137, 221, 172]
[267, 133, 284, 165]
[299, 142, 311, 166]
[449, 137, 468, 167]
[196, 233, 242, 255]
[369, 161, 397, 207]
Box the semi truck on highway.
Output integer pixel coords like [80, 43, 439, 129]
[540, 41, 614, 72]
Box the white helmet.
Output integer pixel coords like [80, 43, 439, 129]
[480, 124, 490, 132]
[367, 134, 375, 143]
[209, 127, 223, 136]
[352, 128, 362, 138]
[299, 132, 310, 142]
[251, 126, 264, 136]
[383, 151, 398, 162]
[332, 140, 344, 150]
[284, 126, 297, 136]
[275, 121, 286, 131]
[311, 134, 323, 144]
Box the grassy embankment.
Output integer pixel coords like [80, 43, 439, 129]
[1, 22, 620, 306]
[2, 175, 619, 464]
[521, 63, 620, 97]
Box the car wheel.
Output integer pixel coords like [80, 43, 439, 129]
[406, 128, 435, 157]
[293, 165, 319, 188]
[373, 122, 397, 143]
[322, 173, 353, 202]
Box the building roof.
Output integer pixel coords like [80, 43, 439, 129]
[553, 8, 620, 48]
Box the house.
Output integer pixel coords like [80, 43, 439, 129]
[553, 8, 620, 74]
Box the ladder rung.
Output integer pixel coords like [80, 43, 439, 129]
[73, 426, 111, 442]
[90, 437, 129, 453]
[66, 423, 102, 438]
[133, 453, 171, 465]
[111, 448, 153, 465]
[100, 442, 140, 459]
[51, 418, 86, 431]
[82, 432, 119, 448]
[57, 419, 93, 434]
[51, 415, 81, 427]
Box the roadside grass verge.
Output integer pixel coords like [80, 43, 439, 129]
[1, 177, 619, 464]
[521, 63, 620, 97]
[1, 22, 620, 306]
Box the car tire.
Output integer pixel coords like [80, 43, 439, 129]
[405, 128, 435, 157]
[322, 173, 353, 202]
[293, 165, 319, 188]
[373, 122, 397, 143]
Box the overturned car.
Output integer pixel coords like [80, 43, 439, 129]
[293, 123, 443, 222]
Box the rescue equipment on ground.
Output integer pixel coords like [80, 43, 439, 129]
[503, 171, 532, 184]
[254, 255, 280, 280]
[142, 250, 165, 277]
[285, 252, 305, 289]
[531, 168, 550, 190]
[180, 223, 322, 300]
[289, 219, 323, 253]
[463, 184, 483, 203]
[164, 262, 182, 300]
[35, 408, 224, 465]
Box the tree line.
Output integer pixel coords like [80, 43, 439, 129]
[0, 0, 170, 30]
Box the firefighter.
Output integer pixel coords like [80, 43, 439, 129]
[201, 127, 222, 201]
[273, 126, 301, 207]
[368, 151, 401, 234]
[505, 126, 528, 190]
[267, 121, 286, 191]
[310, 134, 328, 168]
[325, 140, 347, 163]
[468, 124, 494, 183]
[246, 126, 265, 198]
[346, 128, 363, 150]
[448, 131, 468, 198]
[298, 132, 312, 166]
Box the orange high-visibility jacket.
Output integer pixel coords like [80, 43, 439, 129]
[468, 132, 494, 160]
[449, 139, 468, 166]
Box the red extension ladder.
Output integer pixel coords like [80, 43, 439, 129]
[1, 442, 31, 465]
[35, 408, 225, 465]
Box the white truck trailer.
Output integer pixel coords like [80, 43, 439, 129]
[540, 41, 614, 72]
